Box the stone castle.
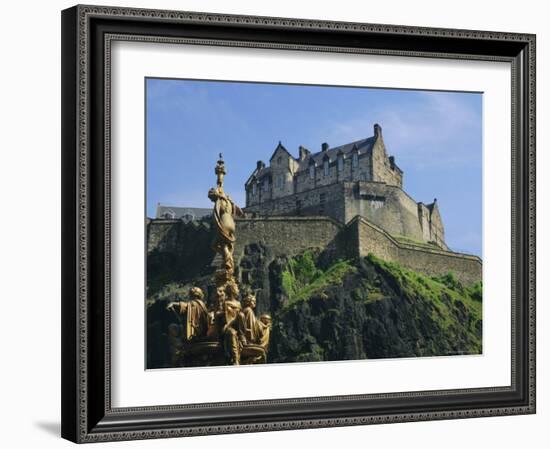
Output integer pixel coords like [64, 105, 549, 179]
[244, 124, 447, 250]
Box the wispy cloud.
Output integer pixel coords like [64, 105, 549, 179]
[322, 91, 481, 170]
[147, 80, 254, 142]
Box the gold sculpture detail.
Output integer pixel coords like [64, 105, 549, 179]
[166, 154, 271, 366]
[239, 294, 272, 364]
[208, 153, 243, 275]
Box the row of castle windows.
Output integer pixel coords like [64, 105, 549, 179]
[307, 153, 359, 180]
[251, 152, 361, 195]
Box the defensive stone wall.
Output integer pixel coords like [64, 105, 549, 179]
[348, 217, 481, 285]
[244, 183, 346, 224]
[234, 216, 343, 260]
[147, 214, 481, 291]
[245, 180, 441, 250]
[344, 181, 425, 241]
[147, 219, 216, 292]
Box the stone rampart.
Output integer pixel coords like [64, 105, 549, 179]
[244, 183, 346, 224]
[147, 214, 481, 290]
[234, 216, 343, 260]
[349, 216, 481, 285]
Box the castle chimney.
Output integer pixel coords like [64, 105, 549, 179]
[256, 160, 265, 170]
[374, 123, 382, 139]
[298, 146, 311, 161]
[321, 142, 329, 152]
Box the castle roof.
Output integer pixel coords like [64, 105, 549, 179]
[249, 137, 375, 184]
[246, 165, 271, 184]
[155, 205, 211, 221]
[296, 137, 375, 171]
[246, 124, 403, 184]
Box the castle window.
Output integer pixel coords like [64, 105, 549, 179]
[252, 183, 257, 195]
[277, 174, 283, 188]
[337, 154, 344, 172]
[323, 159, 329, 176]
[309, 164, 315, 180]
[277, 156, 282, 164]
[352, 152, 358, 168]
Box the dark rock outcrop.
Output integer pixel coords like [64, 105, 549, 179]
[147, 237, 482, 368]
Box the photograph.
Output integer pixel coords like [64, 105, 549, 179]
[145, 79, 483, 369]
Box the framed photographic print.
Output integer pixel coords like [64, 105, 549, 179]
[61, 4, 536, 443]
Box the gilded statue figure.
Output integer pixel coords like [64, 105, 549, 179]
[258, 314, 273, 350]
[166, 287, 208, 341]
[223, 280, 243, 365]
[239, 294, 272, 362]
[208, 154, 243, 275]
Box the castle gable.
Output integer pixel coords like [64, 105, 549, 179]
[245, 163, 271, 187]
[426, 200, 446, 249]
[269, 142, 294, 164]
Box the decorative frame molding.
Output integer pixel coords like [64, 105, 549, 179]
[61, 4, 536, 443]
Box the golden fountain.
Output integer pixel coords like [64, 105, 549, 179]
[166, 154, 271, 366]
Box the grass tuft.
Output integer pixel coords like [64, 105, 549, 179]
[281, 251, 356, 311]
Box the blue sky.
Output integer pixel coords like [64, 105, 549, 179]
[146, 78, 482, 256]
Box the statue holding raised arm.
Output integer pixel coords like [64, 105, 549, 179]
[208, 155, 243, 275]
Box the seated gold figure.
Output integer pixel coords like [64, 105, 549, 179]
[166, 287, 209, 342]
[239, 294, 272, 364]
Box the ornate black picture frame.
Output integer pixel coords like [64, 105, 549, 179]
[61, 4, 536, 443]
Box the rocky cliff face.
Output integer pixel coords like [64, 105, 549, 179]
[269, 253, 481, 363]
[147, 228, 482, 368]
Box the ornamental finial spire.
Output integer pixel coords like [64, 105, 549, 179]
[215, 153, 226, 190]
